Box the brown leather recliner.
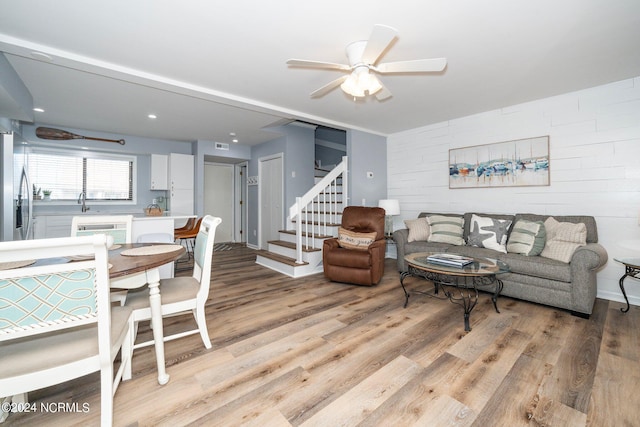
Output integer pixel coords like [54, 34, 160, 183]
[323, 206, 386, 286]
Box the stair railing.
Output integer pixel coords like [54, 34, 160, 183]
[289, 156, 348, 264]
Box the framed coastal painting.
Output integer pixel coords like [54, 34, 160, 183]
[449, 136, 550, 189]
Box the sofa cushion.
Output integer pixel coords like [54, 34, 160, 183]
[338, 227, 376, 251]
[405, 241, 455, 255]
[404, 217, 430, 242]
[467, 214, 512, 253]
[498, 252, 572, 283]
[540, 217, 587, 263]
[507, 219, 546, 256]
[427, 214, 465, 245]
[448, 245, 503, 260]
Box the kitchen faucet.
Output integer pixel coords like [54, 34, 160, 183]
[78, 192, 90, 212]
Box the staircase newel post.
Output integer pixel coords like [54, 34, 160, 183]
[295, 196, 303, 264]
[342, 156, 349, 210]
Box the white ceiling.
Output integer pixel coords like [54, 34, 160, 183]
[1, 0, 639, 146]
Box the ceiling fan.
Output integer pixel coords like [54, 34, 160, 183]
[287, 24, 447, 101]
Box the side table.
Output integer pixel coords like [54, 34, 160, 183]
[614, 257, 640, 313]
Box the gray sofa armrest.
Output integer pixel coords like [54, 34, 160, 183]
[572, 243, 608, 270]
[392, 229, 410, 271]
[570, 243, 608, 314]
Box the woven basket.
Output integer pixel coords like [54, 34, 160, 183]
[144, 204, 164, 216]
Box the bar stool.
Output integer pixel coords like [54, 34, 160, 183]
[174, 217, 195, 235]
[175, 217, 202, 260]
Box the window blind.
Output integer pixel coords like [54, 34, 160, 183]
[28, 150, 133, 201]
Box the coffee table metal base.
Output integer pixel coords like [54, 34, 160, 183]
[400, 265, 503, 331]
[618, 264, 640, 313]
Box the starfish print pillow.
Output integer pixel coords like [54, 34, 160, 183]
[467, 214, 513, 253]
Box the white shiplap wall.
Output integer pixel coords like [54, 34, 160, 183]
[387, 76, 640, 306]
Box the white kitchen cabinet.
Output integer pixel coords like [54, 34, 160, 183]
[169, 153, 194, 215]
[169, 153, 194, 190]
[33, 215, 73, 239]
[150, 154, 168, 190]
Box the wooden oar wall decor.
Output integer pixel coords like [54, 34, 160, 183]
[36, 127, 126, 145]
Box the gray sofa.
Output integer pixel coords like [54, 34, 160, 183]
[393, 212, 608, 317]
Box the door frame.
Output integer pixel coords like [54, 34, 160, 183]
[234, 161, 248, 243]
[258, 153, 284, 250]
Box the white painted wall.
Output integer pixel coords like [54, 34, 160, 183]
[387, 76, 640, 307]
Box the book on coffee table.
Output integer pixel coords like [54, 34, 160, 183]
[426, 253, 474, 268]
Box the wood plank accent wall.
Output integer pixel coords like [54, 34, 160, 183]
[387, 76, 640, 306]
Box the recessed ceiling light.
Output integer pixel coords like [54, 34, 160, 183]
[148, 114, 157, 119]
[229, 132, 236, 136]
[232, 138, 239, 143]
[33, 107, 45, 113]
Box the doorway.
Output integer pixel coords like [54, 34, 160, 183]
[259, 154, 283, 249]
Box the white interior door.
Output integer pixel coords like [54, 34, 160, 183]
[259, 155, 283, 249]
[204, 163, 233, 243]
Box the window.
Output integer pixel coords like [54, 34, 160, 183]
[29, 149, 134, 202]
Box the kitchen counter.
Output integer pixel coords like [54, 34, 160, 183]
[32, 212, 195, 242]
[133, 214, 194, 221]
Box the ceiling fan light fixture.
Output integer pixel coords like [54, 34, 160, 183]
[340, 74, 365, 97]
[340, 68, 382, 98]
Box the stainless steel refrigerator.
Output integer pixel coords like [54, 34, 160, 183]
[0, 132, 32, 241]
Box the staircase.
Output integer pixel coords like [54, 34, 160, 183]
[256, 156, 348, 277]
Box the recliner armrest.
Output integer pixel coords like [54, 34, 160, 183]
[323, 238, 340, 250]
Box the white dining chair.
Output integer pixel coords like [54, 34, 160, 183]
[123, 215, 221, 379]
[71, 215, 134, 305]
[0, 234, 133, 427]
[71, 215, 133, 243]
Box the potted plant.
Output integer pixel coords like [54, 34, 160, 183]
[33, 185, 42, 200]
[42, 189, 52, 201]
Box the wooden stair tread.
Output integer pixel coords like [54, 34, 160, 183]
[291, 220, 341, 226]
[268, 240, 321, 252]
[255, 250, 308, 266]
[301, 210, 343, 215]
[279, 230, 334, 239]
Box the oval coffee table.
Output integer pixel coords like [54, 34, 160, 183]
[401, 252, 509, 331]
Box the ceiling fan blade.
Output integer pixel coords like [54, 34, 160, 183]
[287, 59, 351, 71]
[310, 75, 348, 98]
[375, 58, 447, 73]
[375, 83, 393, 101]
[361, 24, 398, 65]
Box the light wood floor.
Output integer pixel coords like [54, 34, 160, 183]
[8, 245, 640, 426]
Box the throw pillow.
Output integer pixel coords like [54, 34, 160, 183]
[404, 217, 430, 242]
[506, 219, 546, 256]
[540, 217, 587, 263]
[427, 215, 465, 245]
[337, 227, 377, 251]
[467, 214, 513, 253]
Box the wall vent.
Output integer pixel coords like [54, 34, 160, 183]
[215, 142, 229, 150]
